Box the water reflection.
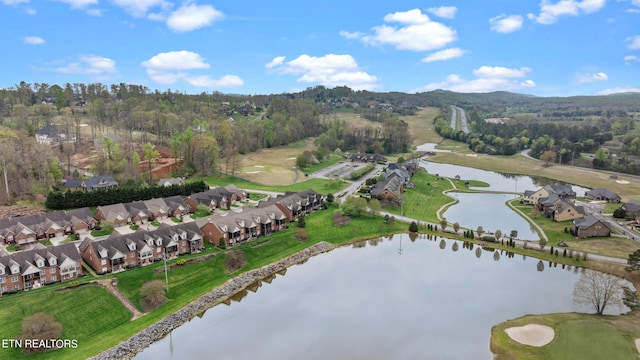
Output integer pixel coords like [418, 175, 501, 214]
[135, 235, 632, 360]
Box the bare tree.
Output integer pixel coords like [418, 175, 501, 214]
[17, 313, 63, 353]
[573, 269, 624, 315]
[140, 280, 168, 312]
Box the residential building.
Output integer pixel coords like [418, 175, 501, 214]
[64, 176, 119, 192]
[572, 215, 611, 238]
[0, 243, 82, 294]
[79, 222, 203, 274]
[585, 188, 621, 203]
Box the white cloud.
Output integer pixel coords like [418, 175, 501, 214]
[421, 48, 466, 63]
[598, 86, 640, 95]
[266, 54, 380, 91]
[489, 14, 523, 33]
[339, 30, 363, 39]
[528, 0, 606, 24]
[577, 72, 608, 83]
[54, 55, 117, 76]
[54, 0, 97, 8]
[427, 6, 457, 19]
[113, 0, 171, 18]
[265, 56, 286, 69]
[142, 50, 210, 70]
[625, 55, 640, 64]
[23, 36, 44, 45]
[412, 65, 535, 93]
[166, 3, 223, 32]
[142, 50, 241, 88]
[626, 35, 640, 50]
[86, 8, 101, 16]
[343, 8, 457, 51]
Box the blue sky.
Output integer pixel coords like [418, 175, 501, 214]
[1, 0, 639, 96]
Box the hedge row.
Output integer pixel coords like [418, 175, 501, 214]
[45, 181, 209, 210]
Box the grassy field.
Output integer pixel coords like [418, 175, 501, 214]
[399, 107, 442, 146]
[236, 139, 315, 184]
[491, 312, 640, 360]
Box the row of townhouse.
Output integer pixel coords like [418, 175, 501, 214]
[196, 189, 324, 248]
[258, 190, 324, 222]
[95, 185, 248, 227]
[0, 208, 97, 246]
[0, 243, 82, 294]
[0, 185, 249, 246]
[79, 222, 203, 274]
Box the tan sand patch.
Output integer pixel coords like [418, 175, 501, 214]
[505, 324, 555, 347]
[466, 154, 478, 157]
[616, 180, 630, 184]
[635, 339, 640, 354]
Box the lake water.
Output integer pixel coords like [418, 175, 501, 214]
[443, 192, 539, 240]
[420, 159, 590, 195]
[134, 236, 628, 360]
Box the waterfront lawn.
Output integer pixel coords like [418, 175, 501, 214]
[384, 169, 457, 223]
[525, 208, 640, 259]
[491, 313, 640, 360]
[0, 285, 131, 360]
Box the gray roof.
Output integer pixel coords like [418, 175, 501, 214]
[573, 215, 610, 230]
[585, 188, 620, 201]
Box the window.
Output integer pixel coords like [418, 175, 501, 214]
[0, 277, 5, 283]
[13, 284, 19, 290]
[37, 260, 44, 267]
[1, 286, 6, 293]
[50, 268, 56, 274]
[51, 276, 57, 282]
[49, 258, 57, 266]
[12, 276, 18, 282]
[0, 268, 3, 275]
[101, 259, 106, 265]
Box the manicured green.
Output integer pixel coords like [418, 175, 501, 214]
[548, 321, 636, 360]
[491, 313, 640, 360]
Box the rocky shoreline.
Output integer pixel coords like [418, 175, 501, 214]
[88, 241, 337, 360]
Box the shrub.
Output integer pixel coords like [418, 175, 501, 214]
[224, 250, 247, 274]
[17, 313, 63, 354]
[409, 221, 419, 233]
[140, 280, 168, 312]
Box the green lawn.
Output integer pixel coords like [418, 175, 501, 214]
[303, 153, 343, 174]
[384, 170, 465, 223]
[491, 313, 640, 360]
[0, 285, 131, 360]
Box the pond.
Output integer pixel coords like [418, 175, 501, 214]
[443, 192, 539, 240]
[134, 235, 630, 360]
[419, 158, 590, 195]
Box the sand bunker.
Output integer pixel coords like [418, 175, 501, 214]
[466, 154, 478, 157]
[635, 339, 640, 354]
[244, 171, 263, 174]
[616, 180, 630, 184]
[505, 324, 555, 347]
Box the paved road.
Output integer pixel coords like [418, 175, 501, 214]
[450, 105, 469, 134]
